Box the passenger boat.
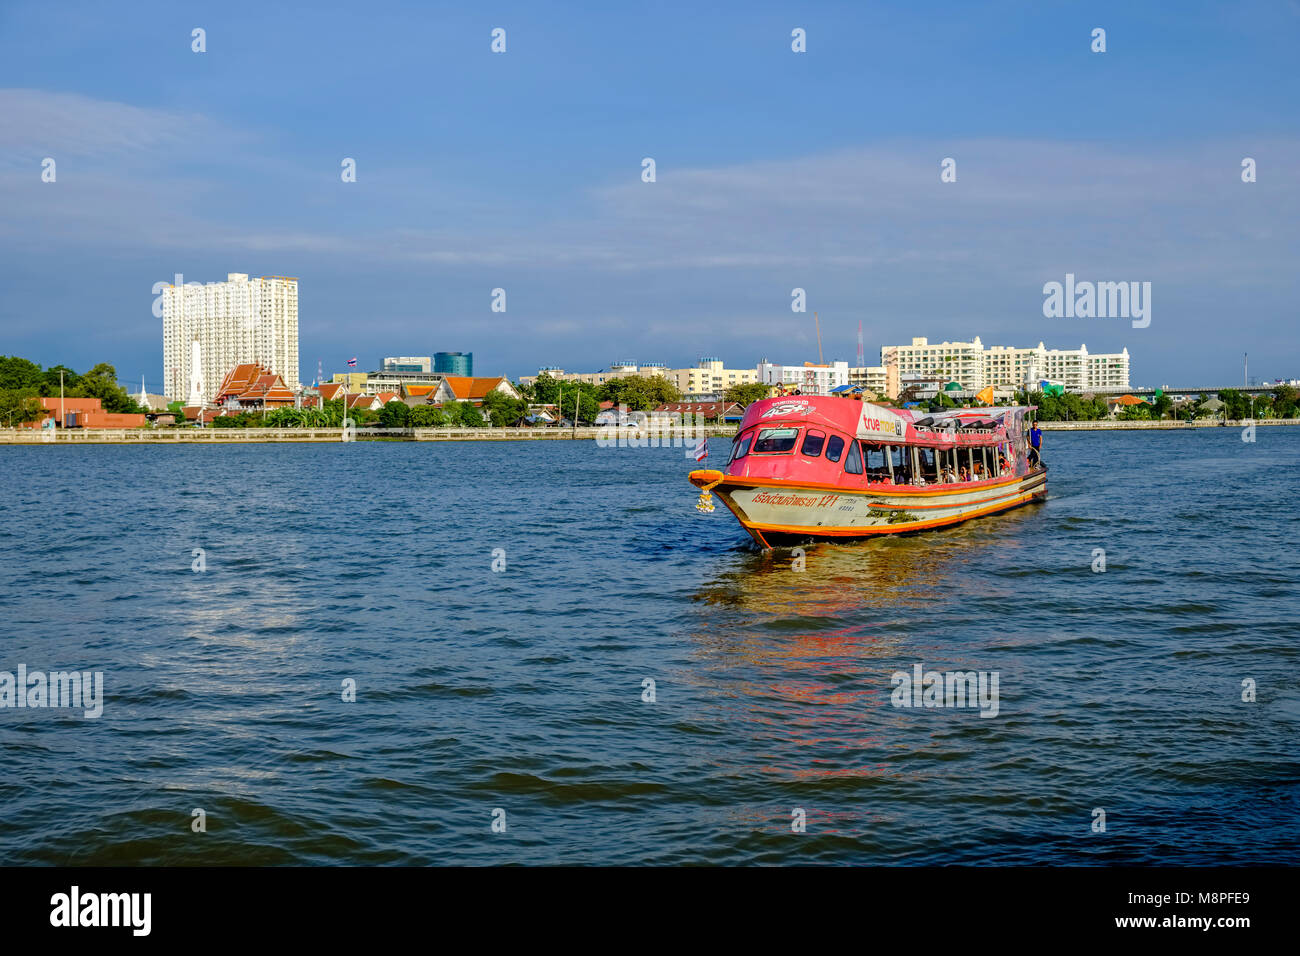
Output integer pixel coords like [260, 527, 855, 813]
[688, 396, 1046, 548]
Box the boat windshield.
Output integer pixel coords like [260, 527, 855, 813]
[729, 433, 753, 462]
[753, 427, 799, 453]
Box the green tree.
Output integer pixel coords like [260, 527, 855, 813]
[408, 404, 446, 427]
[482, 390, 527, 426]
[70, 363, 144, 414]
[378, 400, 410, 428]
[442, 401, 485, 426]
[574, 387, 603, 424]
[0, 356, 44, 391]
[0, 388, 44, 425]
[1217, 388, 1252, 420]
[598, 375, 682, 411]
[528, 373, 560, 405]
[724, 382, 772, 406]
[1271, 384, 1297, 418]
[39, 365, 81, 396]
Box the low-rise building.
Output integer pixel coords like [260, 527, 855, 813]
[400, 376, 520, 408]
[442, 376, 521, 404]
[651, 401, 745, 422]
[330, 372, 369, 392]
[757, 361, 850, 395]
[29, 397, 148, 429]
[521, 358, 758, 394]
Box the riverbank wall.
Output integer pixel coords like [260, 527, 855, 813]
[1, 419, 1296, 444]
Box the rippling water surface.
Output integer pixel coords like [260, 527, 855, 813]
[1, 429, 1297, 865]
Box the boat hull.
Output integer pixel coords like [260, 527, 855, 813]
[691, 467, 1047, 548]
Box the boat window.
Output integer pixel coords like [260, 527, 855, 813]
[888, 444, 910, 484]
[800, 429, 826, 457]
[844, 438, 863, 474]
[753, 427, 799, 453]
[863, 442, 889, 480]
[825, 435, 845, 462]
[918, 447, 936, 474]
[729, 433, 752, 462]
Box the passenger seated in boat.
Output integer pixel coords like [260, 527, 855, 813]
[945, 467, 959, 483]
[999, 455, 1009, 472]
[959, 467, 969, 482]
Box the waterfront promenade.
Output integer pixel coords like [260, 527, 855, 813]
[0, 426, 738, 444]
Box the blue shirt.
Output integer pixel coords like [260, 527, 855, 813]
[1030, 426, 1042, 448]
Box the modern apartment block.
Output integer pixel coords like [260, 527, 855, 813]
[162, 273, 300, 402]
[847, 364, 900, 398]
[881, 337, 1130, 393]
[757, 361, 851, 395]
[664, 358, 760, 396]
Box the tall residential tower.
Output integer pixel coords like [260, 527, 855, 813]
[162, 273, 300, 402]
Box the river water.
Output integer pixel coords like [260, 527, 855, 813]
[0, 429, 1296, 864]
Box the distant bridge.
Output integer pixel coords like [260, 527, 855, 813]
[1078, 384, 1291, 398]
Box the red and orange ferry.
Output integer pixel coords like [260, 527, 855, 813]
[689, 396, 1046, 548]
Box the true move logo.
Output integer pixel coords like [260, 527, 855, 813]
[50, 886, 151, 936]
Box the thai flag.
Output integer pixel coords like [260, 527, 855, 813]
[347, 357, 357, 367]
[691, 437, 708, 461]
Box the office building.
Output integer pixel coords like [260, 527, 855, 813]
[434, 352, 473, 376]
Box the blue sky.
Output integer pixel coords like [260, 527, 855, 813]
[1, 0, 1297, 389]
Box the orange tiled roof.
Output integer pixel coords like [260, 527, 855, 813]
[214, 364, 295, 405]
[442, 376, 507, 401]
[375, 391, 400, 405]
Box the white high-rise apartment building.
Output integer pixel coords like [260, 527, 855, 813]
[162, 273, 300, 402]
[881, 337, 1129, 393]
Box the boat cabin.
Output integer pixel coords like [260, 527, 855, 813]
[724, 397, 1036, 489]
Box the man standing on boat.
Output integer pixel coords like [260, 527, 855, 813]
[1028, 420, 1043, 466]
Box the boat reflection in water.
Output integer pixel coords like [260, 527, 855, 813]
[674, 509, 1043, 839]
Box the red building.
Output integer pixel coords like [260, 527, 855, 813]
[29, 397, 147, 429]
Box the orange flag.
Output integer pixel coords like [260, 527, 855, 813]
[976, 386, 994, 405]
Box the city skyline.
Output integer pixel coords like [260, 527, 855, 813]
[2, 1, 1297, 388]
